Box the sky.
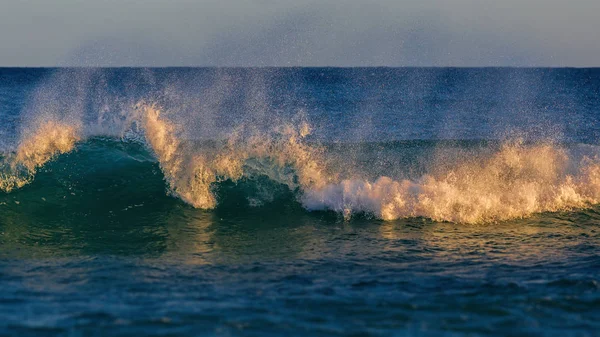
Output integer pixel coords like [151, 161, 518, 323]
[0, 0, 598, 67]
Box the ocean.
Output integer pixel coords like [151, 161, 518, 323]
[0, 68, 599, 336]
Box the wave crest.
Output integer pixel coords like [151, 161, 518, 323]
[5, 102, 600, 224]
[136, 103, 330, 209]
[1, 120, 80, 192]
[303, 141, 600, 223]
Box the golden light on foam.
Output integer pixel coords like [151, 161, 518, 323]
[135, 102, 331, 210]
[1, 120, 80, 193]
[6, 101, 600, 225]
[15, 120, 80, 172]
[139, 103, 218, 209]
[303, 141, 600, 224]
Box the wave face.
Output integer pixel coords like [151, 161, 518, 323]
[2, 68, 600, 223]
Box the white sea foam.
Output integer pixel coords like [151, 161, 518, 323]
[136, 103, 330, 208]
[1, 120, 80, 192]
[302, 141, 600, 223]
[4, 100, 600, 224]
[137, 103, 600, 223]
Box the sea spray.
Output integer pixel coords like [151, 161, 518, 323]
[4, 104, 600, 224]
[302, 140, 600, 223]
[135, 102, 331, 209]
[3, 67, 600, 223]
[138, 103, 218, 208]
[1, 120, 80, 192]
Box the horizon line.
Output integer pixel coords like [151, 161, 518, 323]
[1, 65, 599, 69]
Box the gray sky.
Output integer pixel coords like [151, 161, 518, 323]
[0, 0, 598, 66]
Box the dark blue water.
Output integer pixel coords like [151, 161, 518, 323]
[1, 68, 599, 336]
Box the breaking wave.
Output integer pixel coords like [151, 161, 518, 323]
[303, 141, 600, 223]
[3, 101, 600, 224]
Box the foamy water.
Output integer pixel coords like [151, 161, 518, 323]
[0, 120, 80, 192]
[137, 103, 330, 208]
[3, 100, 600, 224]
[303, 142, 600, 223]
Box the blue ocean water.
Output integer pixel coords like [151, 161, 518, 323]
[0, 68, 600, 336]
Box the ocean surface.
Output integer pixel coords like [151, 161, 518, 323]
[1, 68, 599, 336]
